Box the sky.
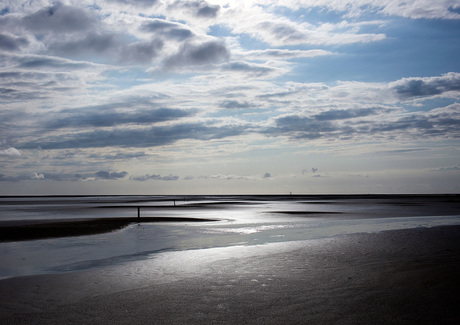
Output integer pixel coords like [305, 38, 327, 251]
[0, 0, 460, 195]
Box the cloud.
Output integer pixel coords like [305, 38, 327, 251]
[199, 174, 257, 180]
[32, 172, 44, 180]
[268, 115, 335, 140]
[22, 3, 97, 34]
[50, 32, 164, 65]
[49, 33, 117, 56]
[313, 107, 390, 121]
[141, 19, 194, 41]
[163, 40, 230, 69]
[263, 172, 272, 178]
[220, 61, 278, 78]
[266, 102, 460, 141]
[390, 73, 460, 99]
[118, 39, 164, 65]
[167, 1, 220, 18]
[0, 147, 21, 156]
[240, 49, 334, 60]
[275, 0, 460, 19]
[229, 16, 385, 47]
[95, 171, 128, 180]
[434, 164, 460, 171]
[0, 174, 25, 182]
[0, 33, 28, 51]
[220, 100, 253, 110]
[88, 151, 147, 160]
[0, 170, 131, 182]
[105, 0, 159, 8]
[130, 173, 179, 181]
[18, 122, 248, 150]
[44, 105, 193, 128]
[17, 55, 95, 70]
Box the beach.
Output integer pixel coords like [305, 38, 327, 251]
[1, 225, 459, 324]
[1, 195, 460, 324]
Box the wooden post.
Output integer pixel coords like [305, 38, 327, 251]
[137, 206, 140, 223]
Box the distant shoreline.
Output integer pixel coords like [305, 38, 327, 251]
[1, 193, 459, 199]
[0, 217, 217, 242]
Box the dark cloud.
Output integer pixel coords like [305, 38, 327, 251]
[141, 19, 194, 41]
[119, 39, 164, 64]
[50, 32, 164, 64]
[169, 1, 220, 18]
[105, 0, 158, 7]
[221, 61, 274, 77]
[18, 122, 247, 150]
[17, 56, 94, 70]
[313, 107, 390, 121]
[269, 115, 336, 139]
[257, 89, 299, 99]
[130, 174, 179, 181]
[164, 40, 229, 68]
[391, 73, 460, 99]
[196, 4, 220, 18]
[0, 172, 86, 182]
[50, 33, 117, 55]
[0, 171, 130, 182]
[163, 28, 194, 41]
[44, 107, 194, 128]
[141, 20, 177, 32]
[268, 104, 460, 141]
[263, 172, 272, 178]
[88, 151, 147, 160]
[22, 3, 97, 34]
[95, 170, 128, 180]
[256, 21, 305, 44]
[0, 33, 28, 51]
[0, 174, 27, 182]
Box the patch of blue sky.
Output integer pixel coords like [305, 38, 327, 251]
[401, 98, 459, 113]
[284, 17, 460, 84]
[448, 6, 460, 15]
[103, 68, 158, 89]
[209, 24, 270, 52]
[208, 24, 233, 38]
[272, 5, 345, 25]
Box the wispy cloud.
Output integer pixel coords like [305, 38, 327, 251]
[130, 173, 179, 181]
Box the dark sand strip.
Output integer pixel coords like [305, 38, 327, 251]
[0, 217, 217, 242]
[1, 225, 459, 324]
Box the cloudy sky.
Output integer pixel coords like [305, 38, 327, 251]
[1, 0, 459, 195]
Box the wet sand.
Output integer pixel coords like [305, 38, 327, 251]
[0, 217, 217, 242]
[1, 225, 459, 324]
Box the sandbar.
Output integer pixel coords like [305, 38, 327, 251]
[0, 217, 217, 242]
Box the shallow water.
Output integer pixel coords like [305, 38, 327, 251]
[1, 195, 459, 279]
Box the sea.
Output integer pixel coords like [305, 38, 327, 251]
[1, 194, 459, 279]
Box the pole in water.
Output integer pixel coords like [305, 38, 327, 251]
[137, 206, 140, 223]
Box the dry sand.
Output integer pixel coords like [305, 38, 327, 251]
[1, 225, 459, 324]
